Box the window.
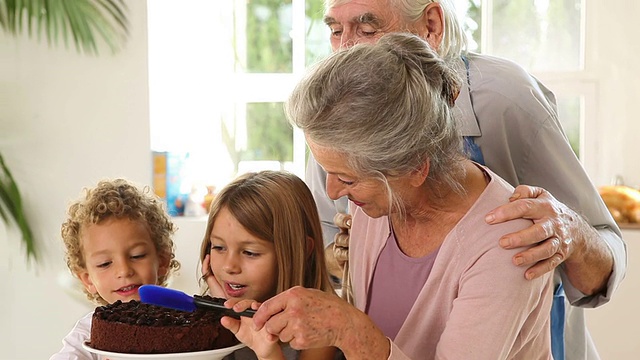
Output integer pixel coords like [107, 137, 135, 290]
[148, 0, 591, 215]
[456, 0, 591, 167]
[148, 0, 328, 214]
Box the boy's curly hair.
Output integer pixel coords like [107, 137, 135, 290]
[61, 178, 180, 305]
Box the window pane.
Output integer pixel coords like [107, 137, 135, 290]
[242, 0, 293, 73]
[457, 0, 482, 52]
[244, 102, 293, 163]
[305, 0, 331, 66]
[148, 1, 327, 216]
[221, 101, 294, 177]
[556, 95, 581, 158]
[490, 0, 583, 72]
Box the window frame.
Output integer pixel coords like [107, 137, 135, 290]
[475, 0, 596, 175]
[229, 0, 310, 178]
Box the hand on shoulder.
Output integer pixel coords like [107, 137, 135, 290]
[485, 185, 584, 279]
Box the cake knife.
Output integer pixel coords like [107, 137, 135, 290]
[139, 285, 256, 318]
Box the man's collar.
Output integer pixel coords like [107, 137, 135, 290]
[454, 59, 481, 137]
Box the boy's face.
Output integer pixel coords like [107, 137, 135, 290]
[77, 218, 168, 304]
[208, 206, 278, 303]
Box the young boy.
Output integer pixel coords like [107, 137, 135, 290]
[50, 178, 181, 359]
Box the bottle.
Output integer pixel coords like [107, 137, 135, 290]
[183, 186, 207, 217]
[203, 185, 216, 213]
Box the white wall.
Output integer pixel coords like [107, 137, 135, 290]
[1, 1, 640, 359]
[0, 3, 213, 358]
[0, 1, 153, 359]
[587, 6, 640, 337]
[587, 0, 640, 187]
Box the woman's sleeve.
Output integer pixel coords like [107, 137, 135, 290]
[434, 246, 553, 359]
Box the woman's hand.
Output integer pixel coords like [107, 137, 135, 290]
[252, 286, 390, 359]
[485, 185, 612, 294]
[201, 254, 226, 298]
[221, 299, 284, 360]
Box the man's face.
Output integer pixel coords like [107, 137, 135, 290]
[324, 0, 441, 52]
[324, 0, 409, 51]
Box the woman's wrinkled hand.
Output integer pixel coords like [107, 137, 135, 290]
[252, 287, 350, 350]
[252, 287, 389, 358]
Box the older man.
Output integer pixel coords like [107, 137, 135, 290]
[306, 1, 626, 359]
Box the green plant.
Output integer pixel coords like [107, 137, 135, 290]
[0, 0, 129, 54]
[0, 0, 129, 263]
[0, 153, 37, 263]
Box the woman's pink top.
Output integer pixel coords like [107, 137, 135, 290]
[348, 165, 553, 360]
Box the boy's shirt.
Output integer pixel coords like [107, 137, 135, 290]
[49, 311, 97, 360]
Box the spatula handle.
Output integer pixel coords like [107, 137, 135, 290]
[193, 295, 256, 318]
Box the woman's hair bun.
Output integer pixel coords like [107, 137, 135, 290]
[378, 32, 461, 107]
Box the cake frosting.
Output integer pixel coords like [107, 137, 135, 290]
[89, 299, 238, 354]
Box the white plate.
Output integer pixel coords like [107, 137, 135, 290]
[82, 342, 246, 360]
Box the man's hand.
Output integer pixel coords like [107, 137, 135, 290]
[324, 246, 342, 287]
[485, 185, 613, 295]
[325, 213, 351, 285]
[333, 213, 351, 270]
[332, 213, 353, 302]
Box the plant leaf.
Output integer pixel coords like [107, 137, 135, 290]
[0, 0, 129, 54]
[0, 152, 38, 264]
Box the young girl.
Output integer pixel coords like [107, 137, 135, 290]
[50, 178, 181, 359]
[199, 170, 337, 360]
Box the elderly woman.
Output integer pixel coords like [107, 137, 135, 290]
[238, 33, 553, 359]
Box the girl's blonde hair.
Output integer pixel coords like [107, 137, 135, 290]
[61, 178, 180, 305]
[199, 171, 333, 295]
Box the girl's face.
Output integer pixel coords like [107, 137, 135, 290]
[209, 206, 278, 302]
[78, 218, 168, 304]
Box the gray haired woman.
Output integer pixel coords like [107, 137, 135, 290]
[234, 33, 553, 360]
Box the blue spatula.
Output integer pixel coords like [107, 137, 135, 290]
[139, 284, 256, 318]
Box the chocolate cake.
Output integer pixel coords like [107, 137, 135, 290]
[89, 299, 238, 354]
